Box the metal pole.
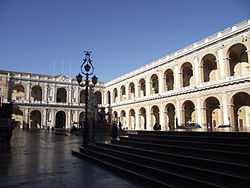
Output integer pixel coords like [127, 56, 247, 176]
[83, 73, 89, 147]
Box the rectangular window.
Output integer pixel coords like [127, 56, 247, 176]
[0, 77, 2, 81]
[0, 88, 2, 92]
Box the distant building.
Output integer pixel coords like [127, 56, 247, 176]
[1, 19, 250, 130]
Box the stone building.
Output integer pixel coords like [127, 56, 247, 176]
[0, 71, 104, 129]
[0, 19, 250, 130]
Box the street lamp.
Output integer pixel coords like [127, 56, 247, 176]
[76, 51, 98, 147]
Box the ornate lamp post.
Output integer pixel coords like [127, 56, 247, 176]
[76, 51, 98, 147]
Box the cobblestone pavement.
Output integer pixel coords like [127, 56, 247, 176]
[0, 129, 143, 188]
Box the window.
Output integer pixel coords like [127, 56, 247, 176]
[0, 87, 2, 92]
[0, 77, 2, 81]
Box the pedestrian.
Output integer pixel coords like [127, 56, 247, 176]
[111, 121, 118, 139]
[51, 126, 55, 135]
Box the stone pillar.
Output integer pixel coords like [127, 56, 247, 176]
[135, 108, 140, 129]
[196, 98, 202, 125]
[194, 56, 201, 85]
[25, 83, 31, 101]
[75, 110, 79, 123]
[134, 81, 139, 98]
[158, 71, 164, 93]
[160, 103, 165, 130]
[53, 84, 56, 102]
[117, 88, 121, 102]
[223, 57, 230, 77]
[146, 76, 151, 96]
[175, 100, 181, 127]
[24, 108, 29, 126]
[51, 109, 55, 127]
[174, 65, 180, 90]
[68, 86, 72, 104]
[75, 87, 79, 104]
[146, 106, 151, 130]
[44, 83, 48, 103]
[222, 93, 230, 125]
[125, 83, 129, 100]
[66, 110, 71, 128]
[217, 45, 226, 79]
[125, 109, 129, 129]
[43, 109, 47, 127]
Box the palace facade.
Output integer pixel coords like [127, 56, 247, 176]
[1, 19, 250, 130]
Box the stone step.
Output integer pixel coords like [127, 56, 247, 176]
[127, 133, 250, 145]
[73, 148, 222, 188]
[86, 144, 250, 187]
[111, 139, 250, 165]
[96, 142, 250, 179]
[137, 130, 250, 138]
[119, 136, 250, 153]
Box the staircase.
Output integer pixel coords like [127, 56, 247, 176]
[72, 130, 250, 188]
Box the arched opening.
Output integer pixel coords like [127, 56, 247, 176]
[182, 100, 195, 125]
[112, 111, 118, 121]
[30, 110, 41, 129]
[181, 62, 193, 87]
[228, 43, 249, 76]
[204, 97, 220, 128]
[165, 103, 175, 129]
[12, 109, 24, 128]
[120, 86, 126, 101]
[129, 109, 136, 129]
[94, 91, 102, 105]
[57, 88, 67, 103]
[164, 69, 174, 91]
[31, 86, 42, 101]
[231, 92, 250, 128]
[56, 111, 66, 128]
[138, 79, 146, 97]
[106, 91, 111, 105]
[150, 74, 159, 95]
[139, 107, 147, 130]
[128, 82, 135, 99]
[202, 54, 218, 82]
[151, 105, 159, 128]
[120, 110, 126, 129]
[113, 88, 118, 103]
[12, 84, 25, 101]
[80, 90, 86, 104]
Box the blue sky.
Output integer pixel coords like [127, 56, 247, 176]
[0, 0, 249, 81]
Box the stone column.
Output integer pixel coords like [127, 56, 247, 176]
[223, 57, 230, 77]
[146, 76, 151, 96]
[174, 65, 180, 90]
[135, 108, 140, 130]
[25, 83, 31, 101]
[125, 83, 129, 101]
[68, 86, 72, 104]
[24, 108, 29, 127]
[125, 108, 129, 129]
[134, 81, 139, 98]
[217, 45, 226, 79]
[196, 98, 202, 125]
[75, 110, 79, 123]
[44, 83, 48, 103]
[222, 93, 230, 125]
[53, 84, 56, 102]
[160, 103, 165, 130]
[194, 56, 201, 85]
[117, 88, 121, 102]
[43, 109, 47, 127]
[158, 71, 164, 93]
[75, 87, 79, 104]
[175, 99, 181, 127]
[67, 110, 71, 129]
[146, 106, 151, 130]
[51, 109, 55, 127]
